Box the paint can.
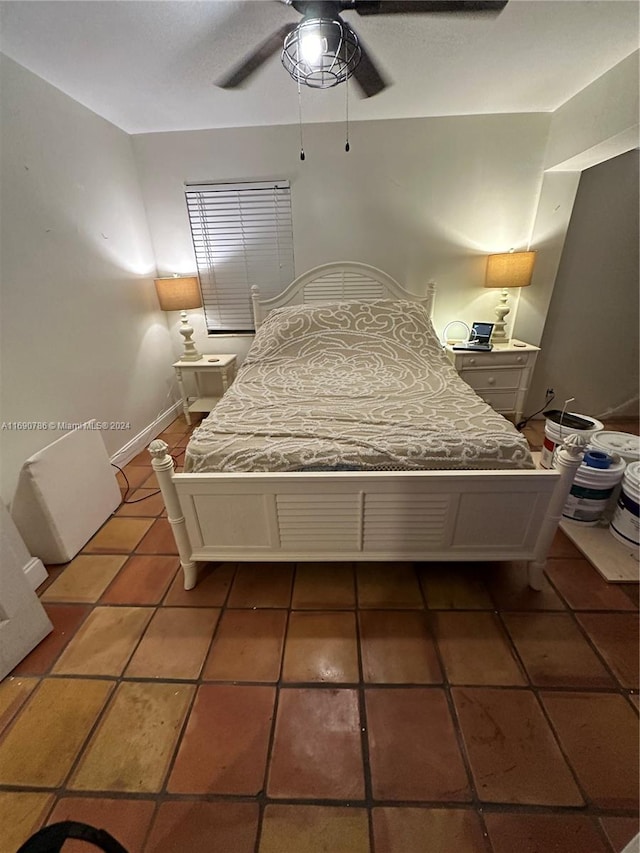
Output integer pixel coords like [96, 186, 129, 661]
[540, 413, 604, 468]
[588, 431, 640, 465]
[561, 450, 626, 525]
[609, 461, 640, 549]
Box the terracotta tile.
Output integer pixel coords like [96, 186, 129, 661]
[419, 564, 493, 609]
[70, 681, 194, 793]
[141, 471, 159, 489]
[485, 813, 609, 853]
[282, 611, 359, 683]
[292, 563, 356, 609]
[128, 448, 157, 465]
[164, 562, 235, 607]
[116, 489, 167, 517]
[620, 583, 640, 608]
[0, 676, 39, 736]
[202, 609, 287, 682]
[47, 797, 156, 853]
[576, 613, 639, 688]
[145, 801, 259, 853]
[260, 805, 369, 853]
[168, 684, 274, 794]
[599, 817, 640, 853]
[162, 417, 190, 434]
[487, 561, 565, 610]
[359, 611, 442, 684]
[548, 528, 583, 558]
[356, 564, 424, 608]
[125, 607, 219, 679]
[11, 603, 91, 675]
[41, 554, 127, 603]
[101, 555, 179, 604]
[83, 517, 153, 553]
[503, 612, 615, 688]
[135, 518, 179, 555]
[0, 792, 54, 853]
[0, 678, 112, 787]
[372, 807, 488, 853]
[452, 687, 583, 806]
[117, 465, 154, 491]
[52, 606, 153, 676]
[541, 691, 639, 809]
[227, 564, 293, 608]
[366, 687, 470, 802]
[433, 612, 526, 686]
[545, 559, 637, 611]
[268, 688, 364, 799]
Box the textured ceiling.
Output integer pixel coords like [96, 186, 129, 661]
[0, 0, 638, 134]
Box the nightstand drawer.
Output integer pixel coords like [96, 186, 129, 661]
[459, 351, 533, 368]
[463, 368, 523, 391]
[474, 389, 519, 412]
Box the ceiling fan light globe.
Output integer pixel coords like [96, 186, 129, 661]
[300, 32, 325, 63]
[282, 17, 361, 88]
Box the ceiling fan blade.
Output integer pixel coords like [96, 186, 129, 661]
[217, 23, 293, 88]
[352, 43, 388, 97]
[352, 1, 508, 14]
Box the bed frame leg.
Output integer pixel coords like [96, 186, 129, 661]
[149, 439, 198, 590]
[527, 561, 545, 591]
[528, 433, 586, 590]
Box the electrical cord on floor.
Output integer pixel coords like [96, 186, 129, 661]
[516, 392, 555, 432]
[110, 458, 181, 508]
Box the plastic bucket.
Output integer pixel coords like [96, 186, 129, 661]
[589, 431, 640, 465]
[610, 461, 640, 549]
[561, 450, 626, 525]
[540, 413, 604, 469]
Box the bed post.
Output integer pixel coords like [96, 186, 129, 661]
[526, 434, 586, 590]
[148, 439, 198, 590]
[251, 285, 262, 330]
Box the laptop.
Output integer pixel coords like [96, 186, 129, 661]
[452, 322, 494, 351]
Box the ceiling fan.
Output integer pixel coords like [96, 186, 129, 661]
[218, 0, 508, 98]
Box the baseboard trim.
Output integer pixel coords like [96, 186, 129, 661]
[24, 556, 48, 591]
[111, 402, 182, 469]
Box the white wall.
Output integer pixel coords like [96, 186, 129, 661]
[132, 112, 552, 363]
[0, 56, 176, 504]
[526, 149, 639, 419]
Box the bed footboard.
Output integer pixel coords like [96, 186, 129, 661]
[149, 439, 585, 591]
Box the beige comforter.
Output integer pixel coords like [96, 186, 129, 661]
[184, 299, 534, 472]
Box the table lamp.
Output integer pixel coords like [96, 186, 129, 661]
[154, 275, 203, 361]
[484, 251, 536, 342]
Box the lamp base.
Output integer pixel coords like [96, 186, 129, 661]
[179, 312, 201, 361]
[492, 288, 511, 342]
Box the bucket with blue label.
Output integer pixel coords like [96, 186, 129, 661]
[561, 449, 626, 525]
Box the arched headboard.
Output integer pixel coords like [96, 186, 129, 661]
[251, 262, 436, 329]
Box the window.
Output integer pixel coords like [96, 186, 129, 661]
[185, 181, 295, 334]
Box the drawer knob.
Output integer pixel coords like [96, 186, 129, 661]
[516, 356, 524, 363]
[487, 377, 496, 385]
[469, 357, 476, 365]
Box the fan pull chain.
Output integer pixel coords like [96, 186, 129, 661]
[297, 79, 305, 161]
[345, 74, 350, 152]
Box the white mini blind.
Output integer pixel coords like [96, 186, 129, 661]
[185, 181, 295, 333]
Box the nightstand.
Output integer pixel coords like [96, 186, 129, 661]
[445, 340, 540, 423]
[173, 354, 237, 425]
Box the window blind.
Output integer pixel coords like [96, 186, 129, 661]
[185, 181, 295, 333]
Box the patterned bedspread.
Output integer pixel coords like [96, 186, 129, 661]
[184, 300, 534, 472]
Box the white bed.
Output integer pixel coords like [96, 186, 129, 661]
[149, 262, 584, 591]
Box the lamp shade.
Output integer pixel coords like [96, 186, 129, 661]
[154, 276, 202, 311]
[485, 252, 536, 289]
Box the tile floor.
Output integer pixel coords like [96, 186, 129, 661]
[1, 416, 639, 853]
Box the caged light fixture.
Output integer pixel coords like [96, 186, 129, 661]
[281, 16, 362, 89]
